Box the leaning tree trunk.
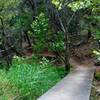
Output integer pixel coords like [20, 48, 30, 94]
[24, 30, 32, 47]
[64, 31, 70, 72]
[45, 0, 71, 73]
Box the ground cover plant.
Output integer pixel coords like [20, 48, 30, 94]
[0, 56, 65, 100]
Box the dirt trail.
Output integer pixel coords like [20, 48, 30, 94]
[69, 56, 95, 68]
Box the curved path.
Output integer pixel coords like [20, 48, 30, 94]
[38, 57, 95, 100]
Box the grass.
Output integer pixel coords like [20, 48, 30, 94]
[0, 56, 66, 100]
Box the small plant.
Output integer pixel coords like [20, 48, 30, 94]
[0, 56, 65, 100]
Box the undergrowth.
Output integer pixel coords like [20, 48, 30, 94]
[0, 56, 65, 100]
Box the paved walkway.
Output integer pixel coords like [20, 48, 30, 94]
[38, 67, 95, 100]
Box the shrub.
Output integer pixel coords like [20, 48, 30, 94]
[5, 56, 64, 100]
[30, 13, 49, 52]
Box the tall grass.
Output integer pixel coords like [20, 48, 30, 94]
[0, 56, 65, 100]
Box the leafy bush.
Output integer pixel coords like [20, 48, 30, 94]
[30, 13, 65, 53]
[30, 13, 49, 52]
[0, 56, 65, 100]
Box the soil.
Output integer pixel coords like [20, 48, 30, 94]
[71, 37, 96, 58]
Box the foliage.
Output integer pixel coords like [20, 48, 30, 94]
[93, 50, 100, 56]
[0, 69, 19, 100]
[30, 13, 65, 53]
[52, 0, 92, 10]
[90, 16, 100, 39]
[13, 7, 33, 29]
[51, 0, 62, 10]
[0, 0, 21, 28]
[70, 0, 100, 40]
[0, 56, 65, 100]
[52, 31, 64, 52]
[68, 0, 92, 11]
[30, 13, 49, 52]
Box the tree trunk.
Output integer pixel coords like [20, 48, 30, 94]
[64, 31, 70, 72]
[24, 31, 32, 47]
[45, 0, 71, 73]
[28, 0, 37, 19]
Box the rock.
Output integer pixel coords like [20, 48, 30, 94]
[96, 88, 100, 95]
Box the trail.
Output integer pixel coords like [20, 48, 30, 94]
[38, 57, 95, 100]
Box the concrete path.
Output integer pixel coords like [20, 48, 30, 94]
[38, 67, 95, 100]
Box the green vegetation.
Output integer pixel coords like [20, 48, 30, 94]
[0, 0, 100, 99]
[30, 13, 49, 52]
[0, 56, 65, 100]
